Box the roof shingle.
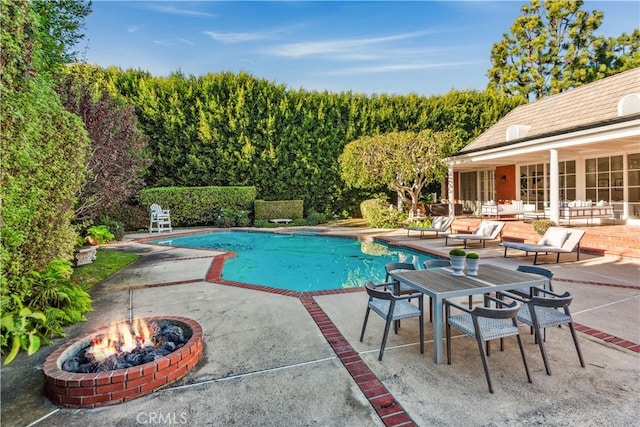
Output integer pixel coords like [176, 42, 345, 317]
[461, 68, 640, 153]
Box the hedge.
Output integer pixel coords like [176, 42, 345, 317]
[254, 200, 304, 220]
[139, 186, 257, 226]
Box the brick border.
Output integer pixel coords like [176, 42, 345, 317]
[43, 316, 203, 409]
[300, 295, 416, 427]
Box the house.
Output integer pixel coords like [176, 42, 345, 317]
[444, 68, 640, 225]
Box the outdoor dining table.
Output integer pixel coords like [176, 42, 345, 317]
[389, 264, 548, 364]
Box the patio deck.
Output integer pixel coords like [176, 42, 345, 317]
[1, 226, 638, 426]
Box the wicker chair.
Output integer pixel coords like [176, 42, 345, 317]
[359, 281, 424, 361]
[501, 289, 585, 375]
[512, 265, 554, 297]
[445, 296, 532, 393]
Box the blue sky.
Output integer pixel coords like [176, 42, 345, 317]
[81, 1, 639, 96]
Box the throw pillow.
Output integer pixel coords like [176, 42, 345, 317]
[538, 229, 568, 247]
[477, 222, 496, 237]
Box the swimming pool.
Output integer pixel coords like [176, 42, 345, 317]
[152, 231, 436, 292]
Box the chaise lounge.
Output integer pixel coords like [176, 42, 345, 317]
[501, 226, 586, 265]
[442, 220, 505, 249]
[404, 216, 454, 239]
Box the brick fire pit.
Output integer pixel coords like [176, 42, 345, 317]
[43, 316, 203, 408]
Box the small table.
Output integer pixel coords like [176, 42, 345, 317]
[390, 265, 547, 364]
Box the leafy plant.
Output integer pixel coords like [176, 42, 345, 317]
[85, 225, 115, 245]
[532, 219, 556, 235]
[102, 219, 125, 241]
[449, 249, 466, 257]
[0, 296, 47, 365]
[360, 198, 406, 228]
[305, 211, 327, 226]
[466, 252, 479, 259]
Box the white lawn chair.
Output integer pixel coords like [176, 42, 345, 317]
[149, 203, 172, 233]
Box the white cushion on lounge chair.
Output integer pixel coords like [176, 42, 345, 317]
[477, 222, 497, 237]
[431, 217, 443, 229]
[538, 229, 568, 248]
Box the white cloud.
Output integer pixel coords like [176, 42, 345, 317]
[147, 5, 215, 18]
[127, 26, 139, 33]
[203, 31, 273, 44]
[326, 61, 480, 76]
[153, 38, 195, 47]
[264, 30, 437, 58]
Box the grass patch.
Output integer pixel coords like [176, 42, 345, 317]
[71, 248, 139, 289]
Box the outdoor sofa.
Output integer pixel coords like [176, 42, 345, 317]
[501, 226, 586, 265]
[481, 200, 529, 219]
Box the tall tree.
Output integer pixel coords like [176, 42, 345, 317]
[57, 67, 151, 223]
[339, 130, 450, 216]
[487, 0, 638, 100]
[31, 0, 92, 74]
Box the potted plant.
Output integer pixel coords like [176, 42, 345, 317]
[465, 252, 479, 276]
[449, 248, 466, 276]
[85, 225, 115, 246]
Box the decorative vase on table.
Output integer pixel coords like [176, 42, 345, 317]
[447, 248, 465, 276]
[466, 257, 479, 276]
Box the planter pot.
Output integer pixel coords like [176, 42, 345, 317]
[449, 255, 466, 276]
[75, 246, 97, 266]
[466, 258, 479, 276]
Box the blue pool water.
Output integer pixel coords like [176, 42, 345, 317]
[152, 231, 436, 292]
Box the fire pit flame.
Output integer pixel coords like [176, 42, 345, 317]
[88, 317, 154, 362]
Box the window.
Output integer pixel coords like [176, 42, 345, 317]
[520, 163, 545, 209]
[460, 172, 477, 202]
[586, 156, 623, 203]
[478, 170, 495, 203]
[544, 160, 576, 202]
[628, 153, 640, 218]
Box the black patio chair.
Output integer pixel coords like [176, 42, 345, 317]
[501, 289, 585, 375]
[359, 281, 424, 361]
[384, 262, 426, 322]
[445, 296, 532, 393]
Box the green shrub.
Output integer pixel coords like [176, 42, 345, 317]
[102, 220, 125, 241]
[449, 249, 466, 256]
[360, 199, 405, 228]
[466, 252, 479, 259]
[104, 202, 149, 231]
[1, 260, 92, 364]
[306, 211, 327, 226]
[254, 200, 304, 220]
[139, 186, 257, 226]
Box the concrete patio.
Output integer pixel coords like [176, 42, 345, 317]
[1, 226, 638, 426]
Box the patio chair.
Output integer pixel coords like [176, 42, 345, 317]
[404, 216, 454, 238]
[511, 265, 554, 298]
[445, 296, 531, 393]
[500, 289, 585, 375]
[359, 281, 424, 361]
[149, 203, 172, 233]
[443, 220, 505, 249]
[501, 227, 586, 265]
[384, 262, 425, 322]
